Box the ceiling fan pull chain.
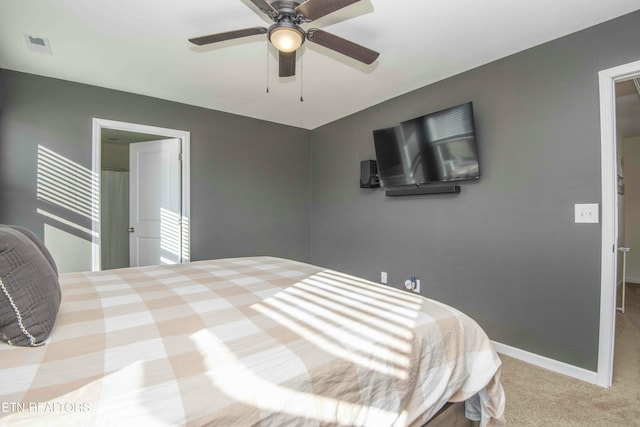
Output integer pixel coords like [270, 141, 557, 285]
[266, 42, 270, 94]
[300, 49, 304, 102]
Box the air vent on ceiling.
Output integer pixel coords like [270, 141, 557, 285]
[24, 34, 52, 55]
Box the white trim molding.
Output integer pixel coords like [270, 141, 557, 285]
[491, 341, 598, 385]
[597, 59, 640, 388]
[91, 118, 191, 271]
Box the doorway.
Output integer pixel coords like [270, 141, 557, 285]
[598, 60, 640, 387]
[91, 119, 191, 271]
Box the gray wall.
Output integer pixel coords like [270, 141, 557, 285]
[102, 142, 129, 171]
[0, 70, 312, 265]
[310, 11, 640, 371]
[2, 10, 640, 372]
[623, 136, 640, 283]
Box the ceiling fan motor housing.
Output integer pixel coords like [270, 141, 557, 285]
[270, 1, 306, 20]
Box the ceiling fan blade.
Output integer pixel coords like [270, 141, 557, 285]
[307, 29, 379, 64]
[295, 0, 360, 21]
[247, 0, 278, 18]
[279, 51, 296, 77]
[189, 27, 267, 46]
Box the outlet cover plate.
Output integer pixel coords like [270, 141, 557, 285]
[575, 203, 599, 223]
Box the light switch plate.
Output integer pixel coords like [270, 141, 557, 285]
[575, 203, 599, 223]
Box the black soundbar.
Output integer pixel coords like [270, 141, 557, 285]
[385, 185, 461, 196]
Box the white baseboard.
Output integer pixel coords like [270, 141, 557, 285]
[626, 276, 640, 284]
[491, 341, 598, 385]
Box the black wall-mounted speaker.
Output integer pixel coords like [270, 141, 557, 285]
[360, 160, 380, 188]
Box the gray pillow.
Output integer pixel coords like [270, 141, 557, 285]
[0, 225, 61, 346]
[7, 225, 58, 276]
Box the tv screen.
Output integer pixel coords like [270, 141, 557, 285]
[373, 102, 480, 187]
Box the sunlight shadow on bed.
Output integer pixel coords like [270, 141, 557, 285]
[250, 270, 424, 380]
[190, 329, 408, 425]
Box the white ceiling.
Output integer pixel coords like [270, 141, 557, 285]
[1, 0, 639, 130]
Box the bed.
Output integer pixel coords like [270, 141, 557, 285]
[0, 256, 505, 426]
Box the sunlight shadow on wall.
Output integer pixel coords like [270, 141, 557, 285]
[37, 145, 98, 221]
[180, 215, 190, 264]
[160, 207, 180, 264]
[36, 145, 99, 272]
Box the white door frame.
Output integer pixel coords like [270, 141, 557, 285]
[597, 59, 640, 388]
[91, 118, 191, 271]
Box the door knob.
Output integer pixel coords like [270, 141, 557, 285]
[127, 227, 135, 233]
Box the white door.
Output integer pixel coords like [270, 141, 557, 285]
[129, 138, 182, 267]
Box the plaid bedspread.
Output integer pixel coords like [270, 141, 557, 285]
[0, 257, 505, 426]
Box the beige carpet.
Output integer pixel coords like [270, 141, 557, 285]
[499, 283, 640, 426]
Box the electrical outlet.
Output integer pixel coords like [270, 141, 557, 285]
[381, 271, 387, 284]
[405, 276, 421, 294]
[574, 203, 599, 223]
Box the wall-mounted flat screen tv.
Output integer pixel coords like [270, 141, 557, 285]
[373, 102, 480, 188]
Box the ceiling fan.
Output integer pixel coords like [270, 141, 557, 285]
[188, 0, 379, 77]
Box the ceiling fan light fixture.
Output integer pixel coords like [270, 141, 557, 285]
[269, 24, 304, 53]
[189, 0, 380, 79]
